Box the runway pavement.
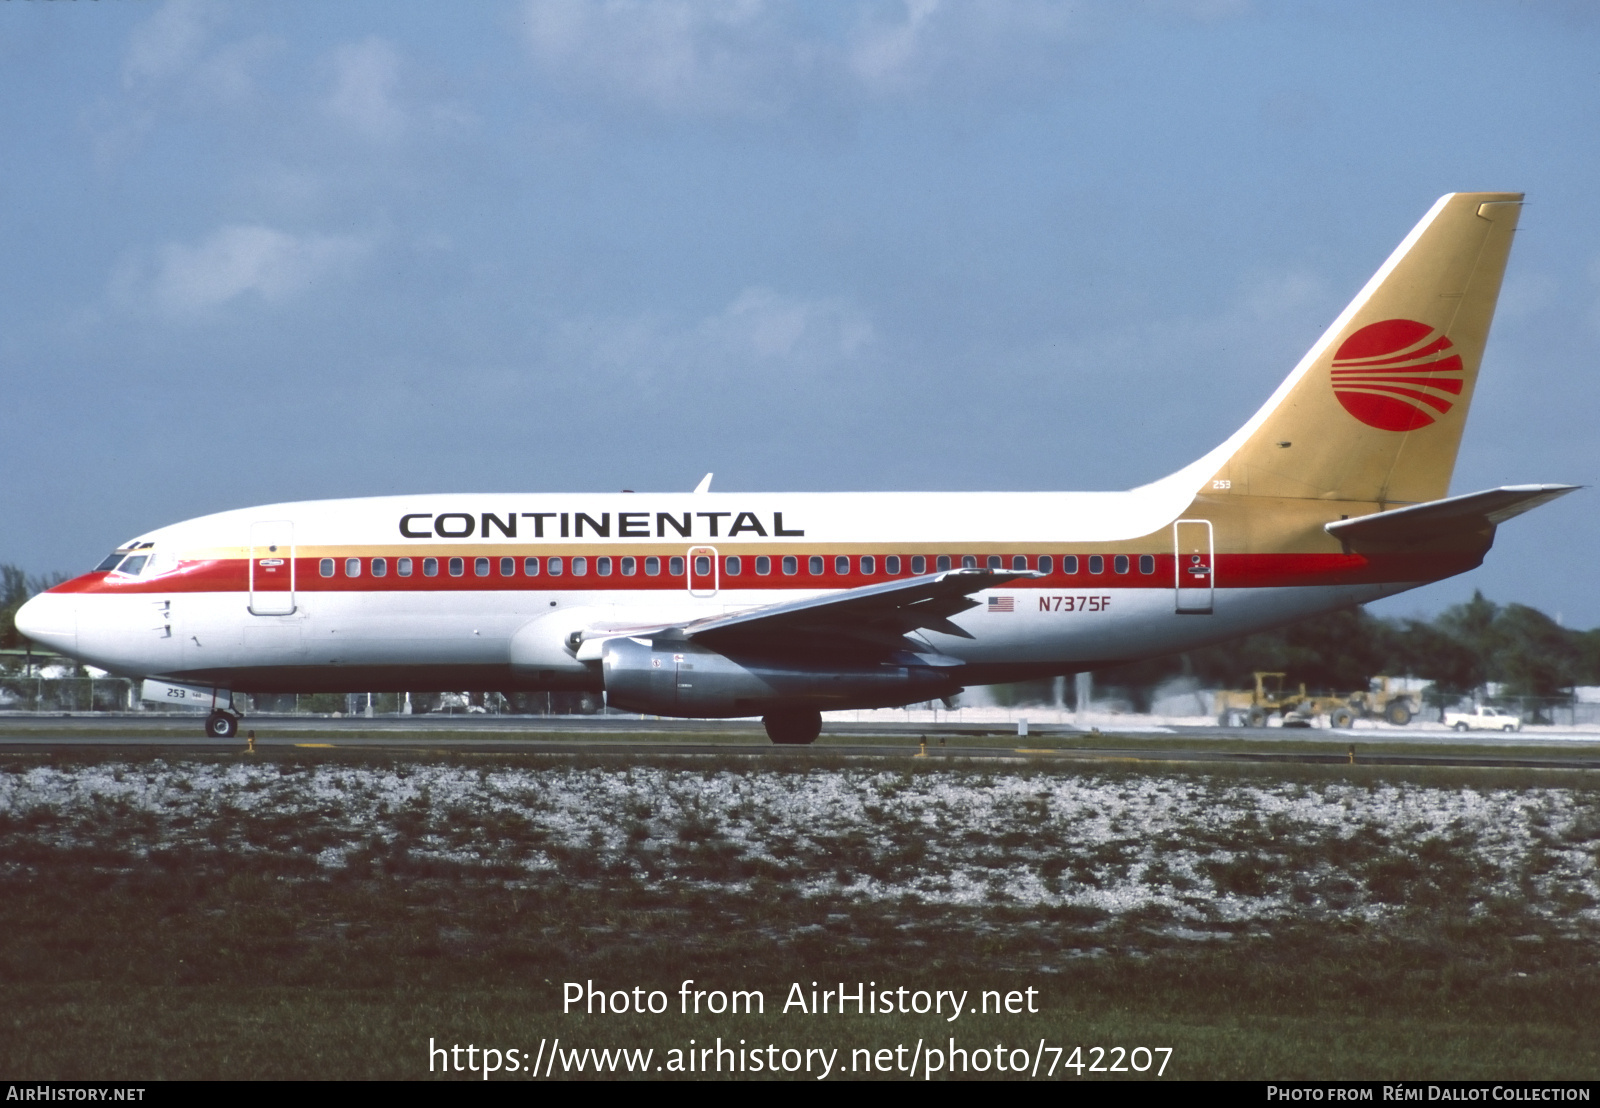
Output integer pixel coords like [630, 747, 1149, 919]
[2, 712, 1600, 769]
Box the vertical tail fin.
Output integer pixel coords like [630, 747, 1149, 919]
[1200, 192, 1522, 506]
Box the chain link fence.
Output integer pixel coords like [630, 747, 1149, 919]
[0, 675, 607, 717]
[3, 671, 1598, 726]
[0, 675, 140, 713]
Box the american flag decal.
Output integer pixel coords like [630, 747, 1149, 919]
[988, 596, 1015, 612]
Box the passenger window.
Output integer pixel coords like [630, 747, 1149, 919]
[885, 556, 900, 575]
[500, 557, 515, 577]
[1139, 554, 1155, 575]
[755, 556, 771, 575]
[597, 557, 611, 576]
[910, 556, 926, 574]
[725, 556, 740, 575]
[320, 558, 334, 578]
[695, 556, 710, 576]
[475, 557, 490, 577]
[1088, 555, 1104, 574]
[1038, 555, 1053, 575]
[548, 557, 563, 576]
[423, 558, 439, 576]
[861, 555, 875, 575]
[1011, 555, 1026, 571]
[372, 557, 387, 577]
[1061, 555, 1077, 574]
[644, 556, 660, 576]
[398, 557, 413, 577]
[1114, 555, 1129, 574]
[962, 555, 976, 569]
[524, 557, 540, 576]
[621, 556, 636, 576]
[572, 557, 587, 576]
[988, 555, 1002, 570]
[782, 555, 798, 575]
[669, 556, 684, 576]
[346, 558, 361, 577]
[808, 555, 824, 576]
[449, 557, 464, 577]
[937, 556, 951, 572]
[835, 556, 849, 575]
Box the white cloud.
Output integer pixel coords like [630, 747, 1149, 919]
[847, 0, 942, 88]
[1011, 268, 1336, 403]
[148, 225, 370, 315]
[326, 38, 408, 142]
[524, 0, 787, 114]
[122, 0, 216, 89]
[552, 287, 874, 385]
[1144, 0, 1252, 21]
[1496, 271, 1558, 324]
[1588, 256, 1600, 332]
[519, 0, 1086, 114]
[189, 34, 281, 106]
[102, 2, 279, 167]
[702, 287, 874, 360]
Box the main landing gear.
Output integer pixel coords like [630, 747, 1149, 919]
[205, 710, 241, 739]
[763, 708, 822, 746]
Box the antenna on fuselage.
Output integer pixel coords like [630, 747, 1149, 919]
[693, 473, 713, 494]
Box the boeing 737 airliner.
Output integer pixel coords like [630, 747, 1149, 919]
[15, 192, 1576, 742]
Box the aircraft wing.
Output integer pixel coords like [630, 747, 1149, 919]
[1325, 484, 1579, 546]
[681, 568, 1038, 656]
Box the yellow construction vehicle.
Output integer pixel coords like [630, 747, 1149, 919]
[1215, 672, 1416, 728]
[1340, 676, 1417, 728]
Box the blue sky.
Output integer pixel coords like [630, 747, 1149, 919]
[3, 1, 1597, 624]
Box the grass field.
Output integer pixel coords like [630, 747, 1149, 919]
[1, 746, 1598, 1080]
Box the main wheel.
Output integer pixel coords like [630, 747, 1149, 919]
[1330, 707, 1355, 729]
[763, 708, 821, 746]
[205, 711, 240, 739]
[1385, 701, 1413, 727]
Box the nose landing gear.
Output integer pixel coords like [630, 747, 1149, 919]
[205, 710, 241, 739]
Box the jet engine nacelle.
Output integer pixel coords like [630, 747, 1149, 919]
[601, 636, 960, 718]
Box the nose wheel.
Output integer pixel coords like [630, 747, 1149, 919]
[205, 711, 241, 739]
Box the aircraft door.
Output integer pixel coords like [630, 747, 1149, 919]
[249, 520, 297, 616]
[1173, 519, 1214, 615]
[688, 546, 718, 598]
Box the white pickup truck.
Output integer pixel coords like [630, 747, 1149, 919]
[1444, 706, 1522, 733]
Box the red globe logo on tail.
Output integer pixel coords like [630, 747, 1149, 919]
[1330, 319, 1463, 431]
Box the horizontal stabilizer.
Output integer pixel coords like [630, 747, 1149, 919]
[1325, 484, 1579, 546]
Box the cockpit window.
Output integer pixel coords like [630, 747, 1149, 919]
[95, 552, 128, 571]
[114, 555, 149, 576]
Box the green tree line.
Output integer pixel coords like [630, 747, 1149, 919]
[1096, 590, 1600, 703]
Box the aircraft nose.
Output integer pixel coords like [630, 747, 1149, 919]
[14, 592, 77, 656]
